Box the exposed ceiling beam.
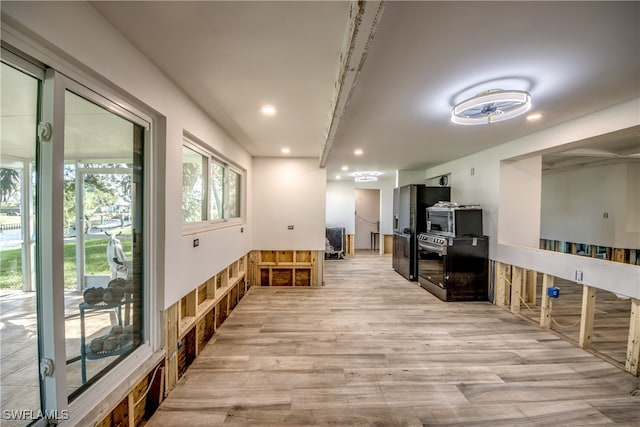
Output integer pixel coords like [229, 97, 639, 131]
[319, 0, 385, 168]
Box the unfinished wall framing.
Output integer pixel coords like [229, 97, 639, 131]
[164, 253, 249, 391]
[540, 239, 639, 266]
[94, 359, 165, 427]
[492, 260, 639, 376]
[250, 250, 322, 287]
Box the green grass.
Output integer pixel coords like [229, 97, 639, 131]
[0, 247, 22, 289]
[0, 214, 21, 225]
[0, 236, 132, 290]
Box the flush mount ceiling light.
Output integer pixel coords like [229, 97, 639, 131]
[451, 89, 532, 125]
[350, 170, 383, 182]
[261, 104, 276, 116]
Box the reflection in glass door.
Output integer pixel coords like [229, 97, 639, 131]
[0, 58, 42, 424]
[63, 90, 144, 399]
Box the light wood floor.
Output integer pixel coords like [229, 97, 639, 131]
[148, 253, 640, 426]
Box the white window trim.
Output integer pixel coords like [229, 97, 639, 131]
[181, 133, 246, 235]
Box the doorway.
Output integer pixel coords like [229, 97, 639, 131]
[354, 189, 380, 252]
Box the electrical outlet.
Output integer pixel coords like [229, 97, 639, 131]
[547, 287, 560, 299]
[575, 270, 584, 284]
[287, 225, 294, 230]
[470, 167, 475, 176]
[193, 238, 199, 247]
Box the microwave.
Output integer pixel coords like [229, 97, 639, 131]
[426, 205, 483, 237]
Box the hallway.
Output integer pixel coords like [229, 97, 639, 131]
[148, 253, 640, 426]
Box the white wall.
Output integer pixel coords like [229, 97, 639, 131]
[499, 156, 542, 247]
[354, 189, 379, 249]
[326, 180, 356, 233]
[397, 169, 426, 187]
[253, 157, 326, 250]
[541, 162, 640, 248]
[424, 100, 640, 297]
[326, 175, 395, 236]
[628, 163, 640, 235]
[1, 2, 253, 308]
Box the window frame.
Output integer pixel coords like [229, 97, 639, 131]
[181, 142, 209, 224]
[181, 134, 245, 233]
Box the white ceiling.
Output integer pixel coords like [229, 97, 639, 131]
[91, 1, 640, 181]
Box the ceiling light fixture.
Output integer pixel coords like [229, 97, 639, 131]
[350, 170, 383, 182]
[354, 149, 363, 156]
[341, 166, 349, 171]
[261, 105, 277, 116]
[281, 147, 290, 154]
[451, 89, 532, 125]
[527, 112, 543, 121]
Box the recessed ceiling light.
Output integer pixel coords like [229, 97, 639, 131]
[341, 166, 349, 171]
[451, 89, 532, 125]
[527, 113, 543, 121]
[281, 147, 290, 154]
[261, 105, 277, 116]
[354, 149, 363, 156]
[335, 175, 341, 180]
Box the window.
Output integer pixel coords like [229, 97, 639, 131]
[182, 136, 244, 228]
[226, 168, 241, 219]
[210, 160, 224, 221]
[182, 146, 206, 223]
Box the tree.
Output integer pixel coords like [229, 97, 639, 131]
[63, 164, 130, 234]
[0, 167, 20, 204]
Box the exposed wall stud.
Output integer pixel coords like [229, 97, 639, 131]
[625, 299, 640, 376]
[579, 285, 597, 349]
[540, 274, 554, 329]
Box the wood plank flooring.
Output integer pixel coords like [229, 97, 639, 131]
[148, 253, 640, 426]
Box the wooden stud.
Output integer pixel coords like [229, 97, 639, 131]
[540, 274, 554, 329]
[346, 234, 355, 255]
[613, 248, 628, 264]
[526, 269, 537, 306]
[252, 250, 320, 288]
[249, 250, 257, 286]
[494, 262, 507, 307]
[164, 303, 179, 391]
[625, 299, 640, 376]
[510, 266, 523, 314]
[578, 285, 597, 349]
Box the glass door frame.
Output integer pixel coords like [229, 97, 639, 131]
[1, 46, 48, 427]
[39, 67, 157, 420]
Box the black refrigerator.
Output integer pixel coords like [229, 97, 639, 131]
[392, 185, 450, 280]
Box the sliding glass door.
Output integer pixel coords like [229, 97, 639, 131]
[1, 47, 150, 424]
[0, 53, 43, 426]
[63, 90, 145, 398]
